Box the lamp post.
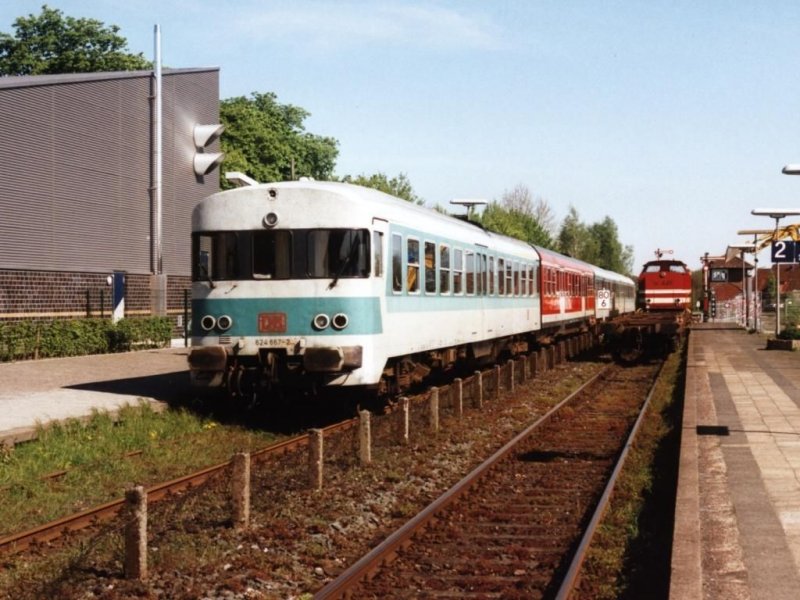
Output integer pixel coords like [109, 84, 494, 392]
[699, 252, 710, 319]
[728, 244, 755, 328]
[738, 229, 773, 332]
[751, 206, 800, 337]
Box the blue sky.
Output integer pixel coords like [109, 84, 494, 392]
[4, 1, 800, 271]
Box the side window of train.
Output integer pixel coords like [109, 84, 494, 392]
[521, 263, 528, 297]
[475, 253, 483, 295]
[489, 256, 495, 295]
[481, 254, 488, 296]
[440, 244, 451, 294]
[498, 258, 505, 295]
[453, 248, 464, 294]
[392, 234, 403, 293]
[476, 253, 484, 295]
[373, 231, 383, 277]
[513, 261, 520, 296]
[506, 261, 513, 296]
[407, 238, 420, 293]
[425, 241, 436, 294]
[465, 251, 475, 295]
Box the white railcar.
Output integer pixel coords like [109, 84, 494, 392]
[189, 181, 543, 397]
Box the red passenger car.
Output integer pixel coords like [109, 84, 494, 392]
[535, 246, 595, 328]
[637, 250, 692, 311]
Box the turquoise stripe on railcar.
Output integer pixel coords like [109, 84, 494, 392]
[191, 297, 383, 337]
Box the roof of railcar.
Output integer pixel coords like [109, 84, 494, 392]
[532, 245, 595, 272]
[593, 266, 635, 286]
[200, 180, 538, 256]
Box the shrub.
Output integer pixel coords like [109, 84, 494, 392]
[0, 317, 173, 362]
[778, 327, 800, 340]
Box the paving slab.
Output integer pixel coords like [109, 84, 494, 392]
[0, 348, 190, 445]
[671, 327, 800, 599]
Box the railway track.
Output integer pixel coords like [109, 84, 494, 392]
[315, 361, 663, 599]
[0, 342, 588, 558]
[0, 419, 357, 555]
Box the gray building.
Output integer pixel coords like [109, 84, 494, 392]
[0, 67, 222, 325]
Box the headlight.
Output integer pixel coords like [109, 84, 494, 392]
[200, 315, 216, 331]
[217, 315, 233, 331]
[331, 313, 349, 330]
[313, 313, 330, 330]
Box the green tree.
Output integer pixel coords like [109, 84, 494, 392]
[219, 92, 339, 187]
[556, 206, 633, 274]
[587, 216, 634, 274]
[557, 206, 594, 258]
[476, 184, 554, 247]
[0, 5, 151, 75]
[478, 202, 553, 247]
[340, 172, 422, 204]
[500, 184, 557, 238]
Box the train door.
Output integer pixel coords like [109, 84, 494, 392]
[372, 217, 388, 296]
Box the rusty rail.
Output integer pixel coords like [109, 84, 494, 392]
[314, 366, 613, 599]
[554, 359, 665, 599]
[0, 417, 357, 555]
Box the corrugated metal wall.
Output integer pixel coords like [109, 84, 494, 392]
[0, 68, 220, 276]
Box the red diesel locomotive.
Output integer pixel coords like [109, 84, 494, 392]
[636, 249, 692, 311]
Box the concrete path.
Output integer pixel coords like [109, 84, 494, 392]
[672, 325, 800, 599]
[0, 348, 189, 445]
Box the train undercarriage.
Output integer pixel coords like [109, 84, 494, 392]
[189, 327, 588, 403]
[602, 310, 689, 364]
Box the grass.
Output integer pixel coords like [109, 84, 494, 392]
[578, 344, 686, 599]
[0, 402, 280, 538]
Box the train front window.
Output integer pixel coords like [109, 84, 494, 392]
[192, 228, 370, 282]
[253, 230, 292, 279]
[307, 229, 370, 279]
[192, 232, 249, 282]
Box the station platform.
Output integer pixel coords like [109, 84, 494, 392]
[672, 324, 800, 599]
[0, 347, 190, 446]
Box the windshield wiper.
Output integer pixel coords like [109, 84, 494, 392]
[328, 237, 360, 290]
[198, 263, 216, 289]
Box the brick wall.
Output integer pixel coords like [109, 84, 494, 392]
[0, 269, 192, 327]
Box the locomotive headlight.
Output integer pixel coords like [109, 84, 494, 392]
[313, 313, 330, 330]
[331, 313, 349, 330]
[200, 315, 217, 331]
[263, 212, 279, 228]
[217, 315, 233, 331]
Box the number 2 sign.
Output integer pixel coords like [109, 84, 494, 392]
[772, 240, 797, 263]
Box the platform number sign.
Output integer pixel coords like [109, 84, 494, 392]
[597, 288, 611, 309]
[772, 240, 798, 263]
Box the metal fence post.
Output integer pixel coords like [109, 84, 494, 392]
[184, 288, 190, 348]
